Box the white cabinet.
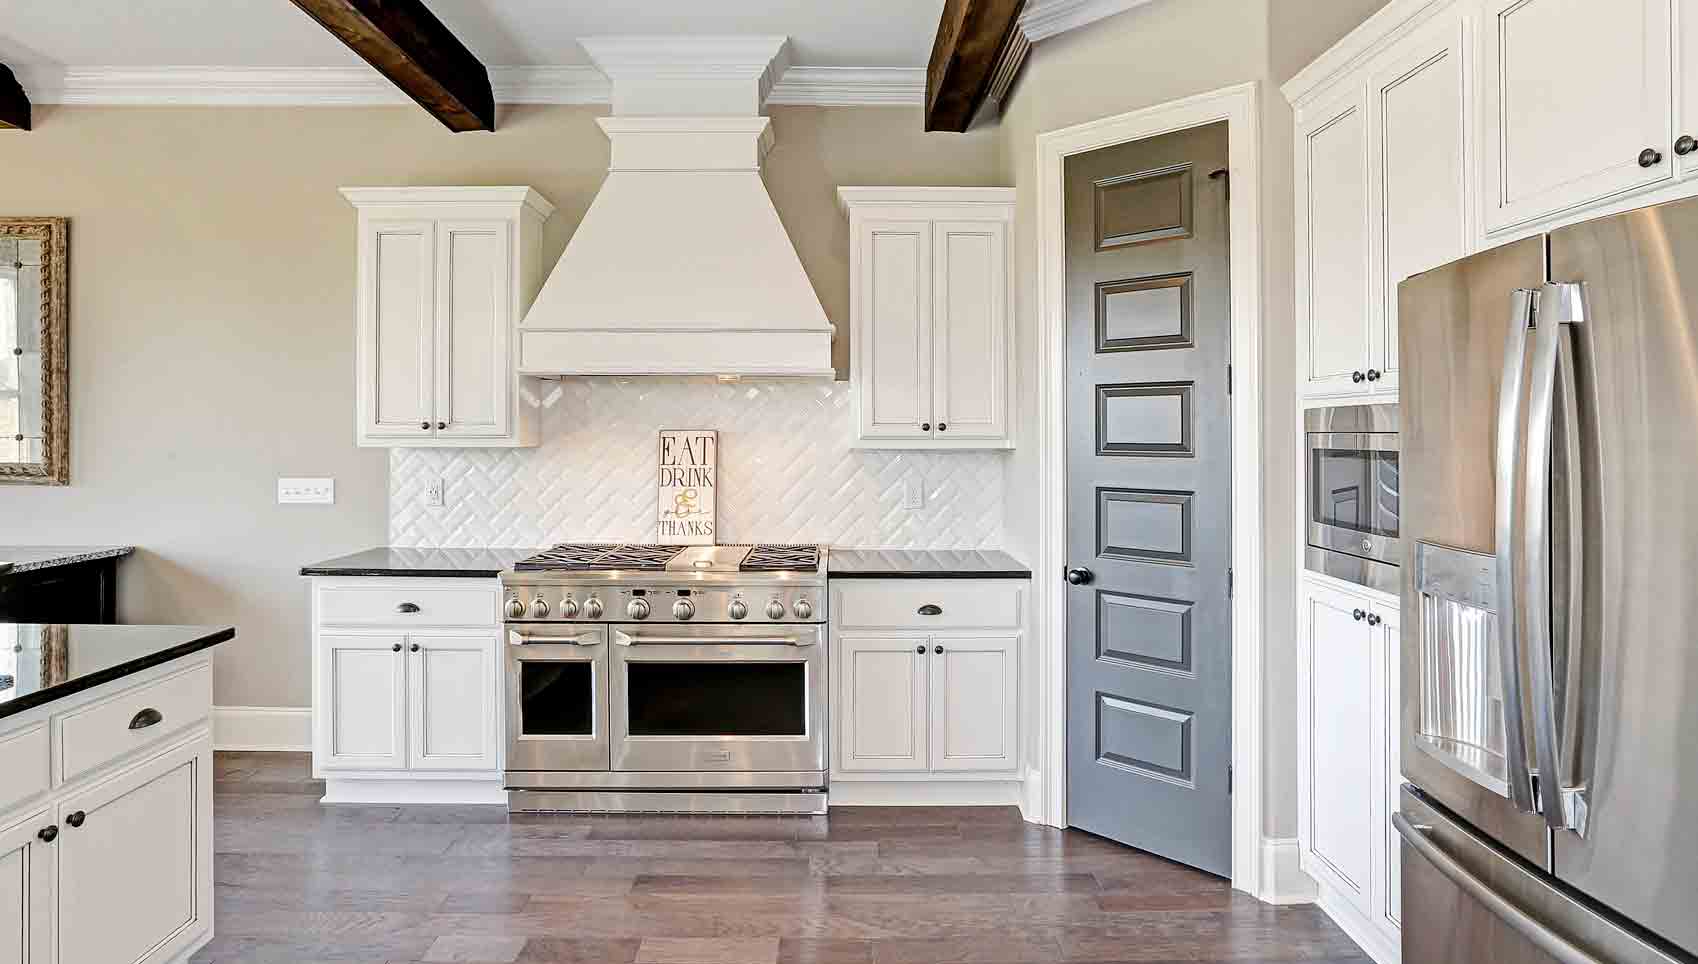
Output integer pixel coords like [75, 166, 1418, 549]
[1482, 0, 1672, 233]
[343, 187, 553, 448]
[1679, 0, 1698, 179]
[839, 188, 1014, 449]
[1298, 575, 1400, 962]
[838, 635, 930, 773]
[310, 578, 505, 803]
[0, 812, 51, 964]
[928, 635, 1017, 772]
[1290, 1, 1470, 402]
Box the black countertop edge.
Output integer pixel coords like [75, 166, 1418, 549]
[299, 565, 508, 578]
[2, 546, 136, 574]
[827, 549, 1032, 580]
[0, 625, 235, 721]
[300, 547, 537, 579]
[828, 569, 1033, 580]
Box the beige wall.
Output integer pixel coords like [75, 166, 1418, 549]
[0, 103, 1002, 708]
[994, 0, 1386, 841]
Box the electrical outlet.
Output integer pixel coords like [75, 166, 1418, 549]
[902, 476, 925, 510]
[425, 477, 446, 508]
[277, 477, 335, 505]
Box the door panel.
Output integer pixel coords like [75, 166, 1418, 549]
[1680, 0, 1698, 179]
[1065, 122, 1233, 875]
[1301, 582, 1375, 902]
[0, 813, 50, 964]
[435, 221, 510, 438]
[1300, 91, 1371, 396]
[929, 636, 1015, 772]
[408, 634, 498, 771]
[364, 219, 435, 439]
[1483, 0, 1672, 232]
[858, 221, 932, 440]
[837, 635, 927, 773]
[932, 221, 1007, 440]
[318, 634, 407, 771]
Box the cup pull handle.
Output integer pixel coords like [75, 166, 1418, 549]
[917, 604, 943, 616]
[129, 708, 164, 730]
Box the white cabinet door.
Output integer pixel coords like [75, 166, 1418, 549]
[1375, 605, 1402, 933]
[407, 633, 500, 772]
[1299, 580, 1376, 910]
[434, 221, 511, 440]
[931, 221, 1008, 442]
[928, 635, 1016, 772]
[837, 635, 929, 772]
[857, 220, 934, 441]
[56, 740, 209, 964]
[1367, 13, 1468, 396]
[318, 634, 407, 771]
[361, 219, 436, 440]
[1483, 0, 1672, 233]
[1679, 0, 1698, 179]
[0, 813, 50, 964]
[1298, 88, 1372, 397]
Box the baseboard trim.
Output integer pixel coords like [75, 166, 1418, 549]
[1317, 883, 1401, 964]
[828, 780, 1023, 807]
[321, 777, 507, 806]
[1259, 836, 1319, 904]
[1019, 767, 1050, 825]
[213, 705, 311, 752]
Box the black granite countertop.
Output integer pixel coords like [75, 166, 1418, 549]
[828, 548, 1031, 579]
[0, 623, 235, 720]
[0, 546, 135, 574]
[300, 547, 539, 578]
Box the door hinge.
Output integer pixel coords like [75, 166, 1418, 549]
[1228, 764, 1234, 795]
[1227, 363, 1233, 395]
[1227, 567, 1234, 597]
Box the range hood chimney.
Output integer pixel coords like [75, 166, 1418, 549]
[518, 36, 836, 378]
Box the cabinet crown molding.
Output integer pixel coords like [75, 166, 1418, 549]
[339, 185, 556, 220]
[1281, 0, 1456, 108]
[837, 186, 1017, 215]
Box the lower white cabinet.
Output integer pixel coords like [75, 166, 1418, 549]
[838, 635, 931, 773]
[1298, 574, 1400, 962]
[0, 811, 51, 964]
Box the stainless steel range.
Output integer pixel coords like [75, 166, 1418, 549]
[500, 543, 827, 814]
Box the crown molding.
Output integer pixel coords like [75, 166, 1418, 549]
[16, 63, 923, 108]
[1018, 0, 1158, 43]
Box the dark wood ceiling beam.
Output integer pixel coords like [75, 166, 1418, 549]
[925, 0, 1026, 132]
[0, 64, 30, 131]
[288, 0, 494, 132]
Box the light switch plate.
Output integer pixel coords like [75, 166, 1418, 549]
[278, 477, 335, 505]
[902, 476, 925, 510]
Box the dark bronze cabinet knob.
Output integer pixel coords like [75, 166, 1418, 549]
[1366, 612, 1382, 627]
[437, 421, 447, 430]
[410, 642, 421, 652]
[1352, 608, 1366, 621]
[391, 642, 403, 652]
[1351, 371, 1366, 384]
[921, 422, 932, 432]
[420, 421, 430, 430]
[915, 645, 926, 654]
[37, 825, 57, 843]
[1639, 147, 1664, 168]
[934, 645, 944, 655]
[1366, 369, 1381, 382]
[1677, 135, 1698, 157]
[65, 811, 85, 828]
[938, 423, 947, 432]
[1065, 567, 1093, 586]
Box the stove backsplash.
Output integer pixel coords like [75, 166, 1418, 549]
[389, 379, 1007, 549]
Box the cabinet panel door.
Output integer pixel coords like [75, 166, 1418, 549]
[0, 813, 50, 964]
[1483, 0, 1672, 232]
[928, 635, 1016, 772]
[408, 633, 500, 772]
[932, 221, 1008, 441]
[318, 634, 407, 771]
[1298, 90, 1371, 397]
[1680, 0, 1698, 179]
[1299, 581, 1375, 909]
[435, 221, 511, 439]
[362, 219, 436, 439]
[57, 741, 209, 964]
[857, 220, 933, 440]
[1368, 14, 1468, 394]
[837, 635, 929, 772]
[1376, 606, 1402, 932]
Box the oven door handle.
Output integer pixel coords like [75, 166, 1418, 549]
[613, 631, 816, 648]
[509, 631, 603, 647]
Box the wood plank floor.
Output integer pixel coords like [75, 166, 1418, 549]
[193, 753, 1370, 964]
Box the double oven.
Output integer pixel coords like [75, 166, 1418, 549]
[1305, 404, 1401, 593]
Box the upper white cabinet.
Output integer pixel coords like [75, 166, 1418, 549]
[1482, 0, 1673, 233]
[839, 188, 1014, 449]
[343, 187, 554, 448]
[1290, 1, 1470, 402]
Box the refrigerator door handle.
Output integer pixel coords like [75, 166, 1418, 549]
[1395, 813, 1603, 964]
[1494, 287, 1540, 814]
[1524, 281, 1590, 835]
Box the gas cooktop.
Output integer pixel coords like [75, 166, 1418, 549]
[513, 543, 821, 574]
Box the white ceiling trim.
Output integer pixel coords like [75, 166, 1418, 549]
[1017, 0, 1158, 43]
[15, 63, 922, 108]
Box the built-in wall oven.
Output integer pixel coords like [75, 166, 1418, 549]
[1305, 404, 1400, 593]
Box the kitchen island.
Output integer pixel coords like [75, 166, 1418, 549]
[1, 622, 233, 964]
[0, 545, 135, 623]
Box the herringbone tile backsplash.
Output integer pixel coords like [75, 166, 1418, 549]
[389, 379, 1007, 549]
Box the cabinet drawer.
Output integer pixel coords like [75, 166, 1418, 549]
[0, 723, 49, 813]
[318, 584, 498, 626]
[835, 581, 1020, 630]
[57, 663, 211, 785]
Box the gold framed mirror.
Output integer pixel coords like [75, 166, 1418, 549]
[1, 217, 69, 485]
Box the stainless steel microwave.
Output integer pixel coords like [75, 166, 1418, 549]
[1304, 404, 1399, 593]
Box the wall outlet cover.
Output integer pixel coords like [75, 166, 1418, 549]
[277, 477, 335, 505]
[902, 476, 925, 510]
[425, 477, 446, 508]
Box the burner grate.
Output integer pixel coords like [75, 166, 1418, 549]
[515, 544, 685, 571]
[740, 544, 821, 573]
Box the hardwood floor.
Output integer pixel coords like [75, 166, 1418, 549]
[193, 753, 1370, 964]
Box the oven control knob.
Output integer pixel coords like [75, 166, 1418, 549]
[504, 597, 525, 619]
[582, 597, 604, 620]
[559, 597, 579, 619]
[672, 598, 695, 620]
[727, 599, 749, 620]
[792, 598, 813, 620]
[627, 597, 651, 620]
[528, 596, 550, 619]
[765, 599, 787, 620]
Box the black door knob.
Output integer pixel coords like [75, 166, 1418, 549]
[1065, 567, 1093, 586]
[1352, 608, 1366, 621]
[65, 811, 85, 828]
[1351, 371, 1366, 384]
[1678, 135, 1698, 157]
[37, 825, 57, 843]
[1639, 147, 1664, 168]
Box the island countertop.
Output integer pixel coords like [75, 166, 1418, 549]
[828, 548, 1032, 579]
[0, 623, 235, 721]
[300, 546, 539, 578]
[0, 545, 135, 574]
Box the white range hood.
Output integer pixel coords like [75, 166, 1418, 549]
[518, 36, 836, 378]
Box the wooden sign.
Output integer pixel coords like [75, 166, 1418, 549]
[657, 429, 717, 544]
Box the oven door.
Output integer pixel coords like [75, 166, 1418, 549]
[505, 624, 609, 773]
[609, 623, 826, 774]
[1307, 431, 1401, 564]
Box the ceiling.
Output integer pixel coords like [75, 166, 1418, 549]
[0, 0, 948, 70]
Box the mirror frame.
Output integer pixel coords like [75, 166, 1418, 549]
[0, 217, 69, 485]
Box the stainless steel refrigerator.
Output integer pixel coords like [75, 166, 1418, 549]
[1399, 196, 1698, 964]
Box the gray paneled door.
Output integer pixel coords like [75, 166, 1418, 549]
[1064, 122, 1232, 876]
